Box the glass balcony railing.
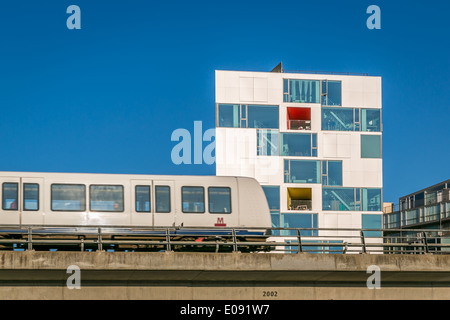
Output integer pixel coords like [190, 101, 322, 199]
[288, 120, 311, 130]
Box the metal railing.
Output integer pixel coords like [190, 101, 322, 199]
[0, 225, 449, 254]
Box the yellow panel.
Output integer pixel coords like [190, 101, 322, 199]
[287, 188, 312, 200]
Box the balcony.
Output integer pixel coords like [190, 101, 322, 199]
[287, 107, 311, 131]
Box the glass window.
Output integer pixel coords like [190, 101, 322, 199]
[361, 109, 381, 132]
[208, 187, 231, 214]
[286, 79, 320, 103]
[135, 186, 150, 212]
[182, 186, 205, 213]
[262, 186, 280, 211]
[322, 80, 342, 106]
[322, 107, 354, 131]
[327, 161, 343, 186]
[24, 183, 39, 211]
[271, 211, 281, 233]
[247, 105, 279, 129]
[323, 187, 356, 211]
[257, 129, 279, 156]
[362, 188, 382, 211]
[51, 184, 86, 211]
[90, 185, 124, 212]
[361, 135, 382, 158]
[285, 160, 321, 183]
[217, 104, 239, 128]
[280, 133, 315, 157]
[362, 214, 382, 237]
[2, 183, 18, 211]
[280, 213, 317, 236]
[155, 186, 171, 213]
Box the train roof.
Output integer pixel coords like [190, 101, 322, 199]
[0, 171, 255, 182]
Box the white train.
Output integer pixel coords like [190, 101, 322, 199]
[0, 172, 271, 232]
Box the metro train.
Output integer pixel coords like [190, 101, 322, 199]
[0, 172, 272, 251]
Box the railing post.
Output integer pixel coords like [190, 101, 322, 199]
[360, 230, 367, 254]
[422, 232, 429, 254]
[296, 229, 303, 253]
[27, 227, 33, 251]
[97, 227, 103, 251]
[166, 228, 172, 252]
[232, 228, 238, 252]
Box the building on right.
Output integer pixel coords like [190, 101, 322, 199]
[383, 179, 450, 230]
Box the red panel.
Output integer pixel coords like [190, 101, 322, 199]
[287, 107, 311, 120]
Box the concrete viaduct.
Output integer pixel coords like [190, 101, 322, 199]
[0, 251, 449, 300]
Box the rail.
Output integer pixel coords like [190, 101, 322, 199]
[0, 225, 449, 254]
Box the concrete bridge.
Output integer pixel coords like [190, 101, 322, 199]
[0, 251, 449, 300]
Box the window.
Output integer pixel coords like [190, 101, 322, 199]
[284, 160, 321, 184]
[182, 186, 205, 213]
[280, 213, 317, 236]
[247, 105, 279, 128]
[51, 184, 86, 211]
[280, 133, 317, 157]
[90, 185, 124, 212]
[217, 104, 239, 128]
[323, 187, 382, 211]
[361, 135, 382, 158]
[257, 129, 279, 156]
[262, 186, 281, 232]
[362, 214, 382, 237]
[24, 183, 39, 211]
[323, 187, 357, 211]
[208, 187, 231, 213]
[262, 186, 280, 211]
[362, 188, 382, 211]
[322, 107, 354, 131]
[321, 80, 342, 106]
[155, 186, 171, 213]
[217, 104, 279, 129]
[323, 161, 343, 186]
[284, 160, 342, 186]
[2, 183, 18, 211]
[284, 79, 320, 103]
[361, 109, 381, 132]
[135, 186, 150, 212]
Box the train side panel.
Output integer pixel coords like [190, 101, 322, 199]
[236, 177, 271, 229]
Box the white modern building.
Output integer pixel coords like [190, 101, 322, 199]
[215, 64, 383, 247]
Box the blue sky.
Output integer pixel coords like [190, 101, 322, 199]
[0, 0, 449, 204]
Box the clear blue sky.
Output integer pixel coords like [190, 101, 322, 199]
[0, 0, 449, 204]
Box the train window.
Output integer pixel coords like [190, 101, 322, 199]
[155, 186, 170, 213]
[2, 183, 18, 211]
[90, 185, 124, 212]
[136, 186, 151, 212]
[208, 187, 231, 214]
[24, 183, 39, 211]
[51, 184, 86, 211]
[182, 186, 205, 213]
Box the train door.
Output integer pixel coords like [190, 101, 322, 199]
[130, 179, 153, 227]
[21, 177, 44, 225]
[0, 176, 21, 225]
[153, 180, 175, 227]
[0, 176, 44, 226]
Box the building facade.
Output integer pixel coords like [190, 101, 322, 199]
[215, 65, 383, 240]
[384, 179, 450, 230]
